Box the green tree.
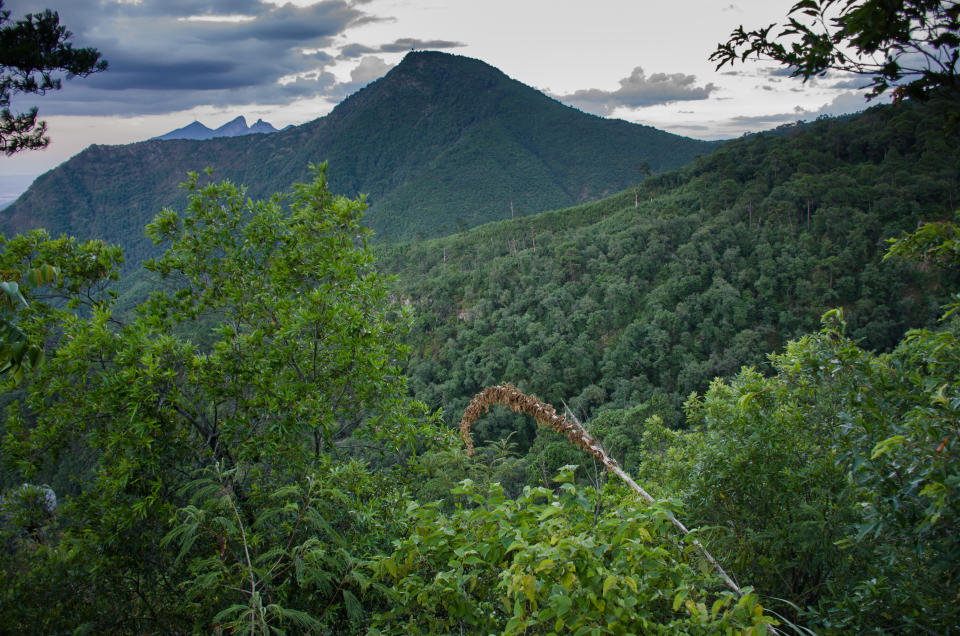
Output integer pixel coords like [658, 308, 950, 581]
[1, 167, 436, 632]
[681, 304, 960, 632]
[712, 0, 960, 103]
[0, 258, 59, 380]
[0, 0, 107, 154]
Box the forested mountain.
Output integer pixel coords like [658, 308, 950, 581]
[3, 94, 959, 634]
[381, 97, 960, 448]
[0, 51, 714, 265]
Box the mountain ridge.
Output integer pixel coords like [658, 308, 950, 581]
[1, 51, 717, 264]
[152, 116, 280, 141]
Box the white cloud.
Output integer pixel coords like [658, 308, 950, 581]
[350, 55, 392, 84]
[556, 66, 717, 115]
[726, 91, 872, 128]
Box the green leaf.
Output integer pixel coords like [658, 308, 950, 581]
[553, 594, 572, 616]
[602, 575, 617, 597]
[870, 435, 907, 459]
[342, 589, 363, 622]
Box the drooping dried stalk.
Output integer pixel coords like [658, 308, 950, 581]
[459, 383, 609, 461]
[459, 383, 745, 600]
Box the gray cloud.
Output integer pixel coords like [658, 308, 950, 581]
[556, 66, 717, 115]
[823, 71, 870, 90]
[209, 2, 365, 42]
[830, 78, 869, 89]
[338, 37, 465, 59]
[12, 71, 343, 117]
[339, 43, 379, 58]
[378, 37, 464, 52]
[763, 67, 798, 78]
[729, 91, 870, 128]
[4, 0, 369, 115]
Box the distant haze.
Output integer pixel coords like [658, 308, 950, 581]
[0, 175, 37, 211]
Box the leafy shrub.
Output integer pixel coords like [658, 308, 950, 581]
[371, 469, 775, 635]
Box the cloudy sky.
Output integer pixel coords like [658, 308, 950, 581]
[1, 0, 881, 185]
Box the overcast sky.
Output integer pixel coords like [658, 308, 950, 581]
[1, 0, 881, 182]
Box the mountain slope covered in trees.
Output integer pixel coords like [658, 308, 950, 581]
[2, 96, 959, 634]
[0, 51, 714, 265]
[379, 97, 960, 448]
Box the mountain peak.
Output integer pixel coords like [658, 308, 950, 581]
[324, 50, 519, 125]
[390, 50, 506, 85]
[152, 120, 214, 141]
[212, 116, 250, 137]
[5, 51, 715, 263]
[153, 115, 278, 141]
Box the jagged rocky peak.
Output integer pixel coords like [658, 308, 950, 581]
[154, 115, 279, 141]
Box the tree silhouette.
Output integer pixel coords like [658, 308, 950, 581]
[0, 0, 107, 154]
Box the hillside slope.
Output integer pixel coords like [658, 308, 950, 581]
[1, 51, 714, 264]
[378, 98, 960, 444]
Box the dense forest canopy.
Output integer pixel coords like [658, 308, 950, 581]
[383, 97, 960, 448]
[1, 93, 958, 632]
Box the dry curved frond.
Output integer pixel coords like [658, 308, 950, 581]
[459, 383, 613, 466]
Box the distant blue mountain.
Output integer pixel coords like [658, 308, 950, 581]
[153, 116, 279, 141]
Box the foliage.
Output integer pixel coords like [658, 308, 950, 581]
[0, 258, 59, 381]
[675, 302, 960, 632]
[2, 55, 960, 633]
[162, 459, 404, 634]
[886, 212, 960, 267]
[0, 481, 56, 544]
[682, 316, 866, 624]
[371, 469, 776, 635]
[0, 0, 107, 154]
[711, 0, 960, 103]
[0, 167, 435, 632]
[0, 228, 120, 392]
[384, 97, 960, 461]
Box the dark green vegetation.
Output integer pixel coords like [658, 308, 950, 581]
[0, 169, 776, 634]
[2, 93, 958, 633]
[2, 16, 960, 628]
[379, 100, 960, 633]
[0, 0, 107, 154]
[385, 97, 960, 443]
[1, 51, 713, 264]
